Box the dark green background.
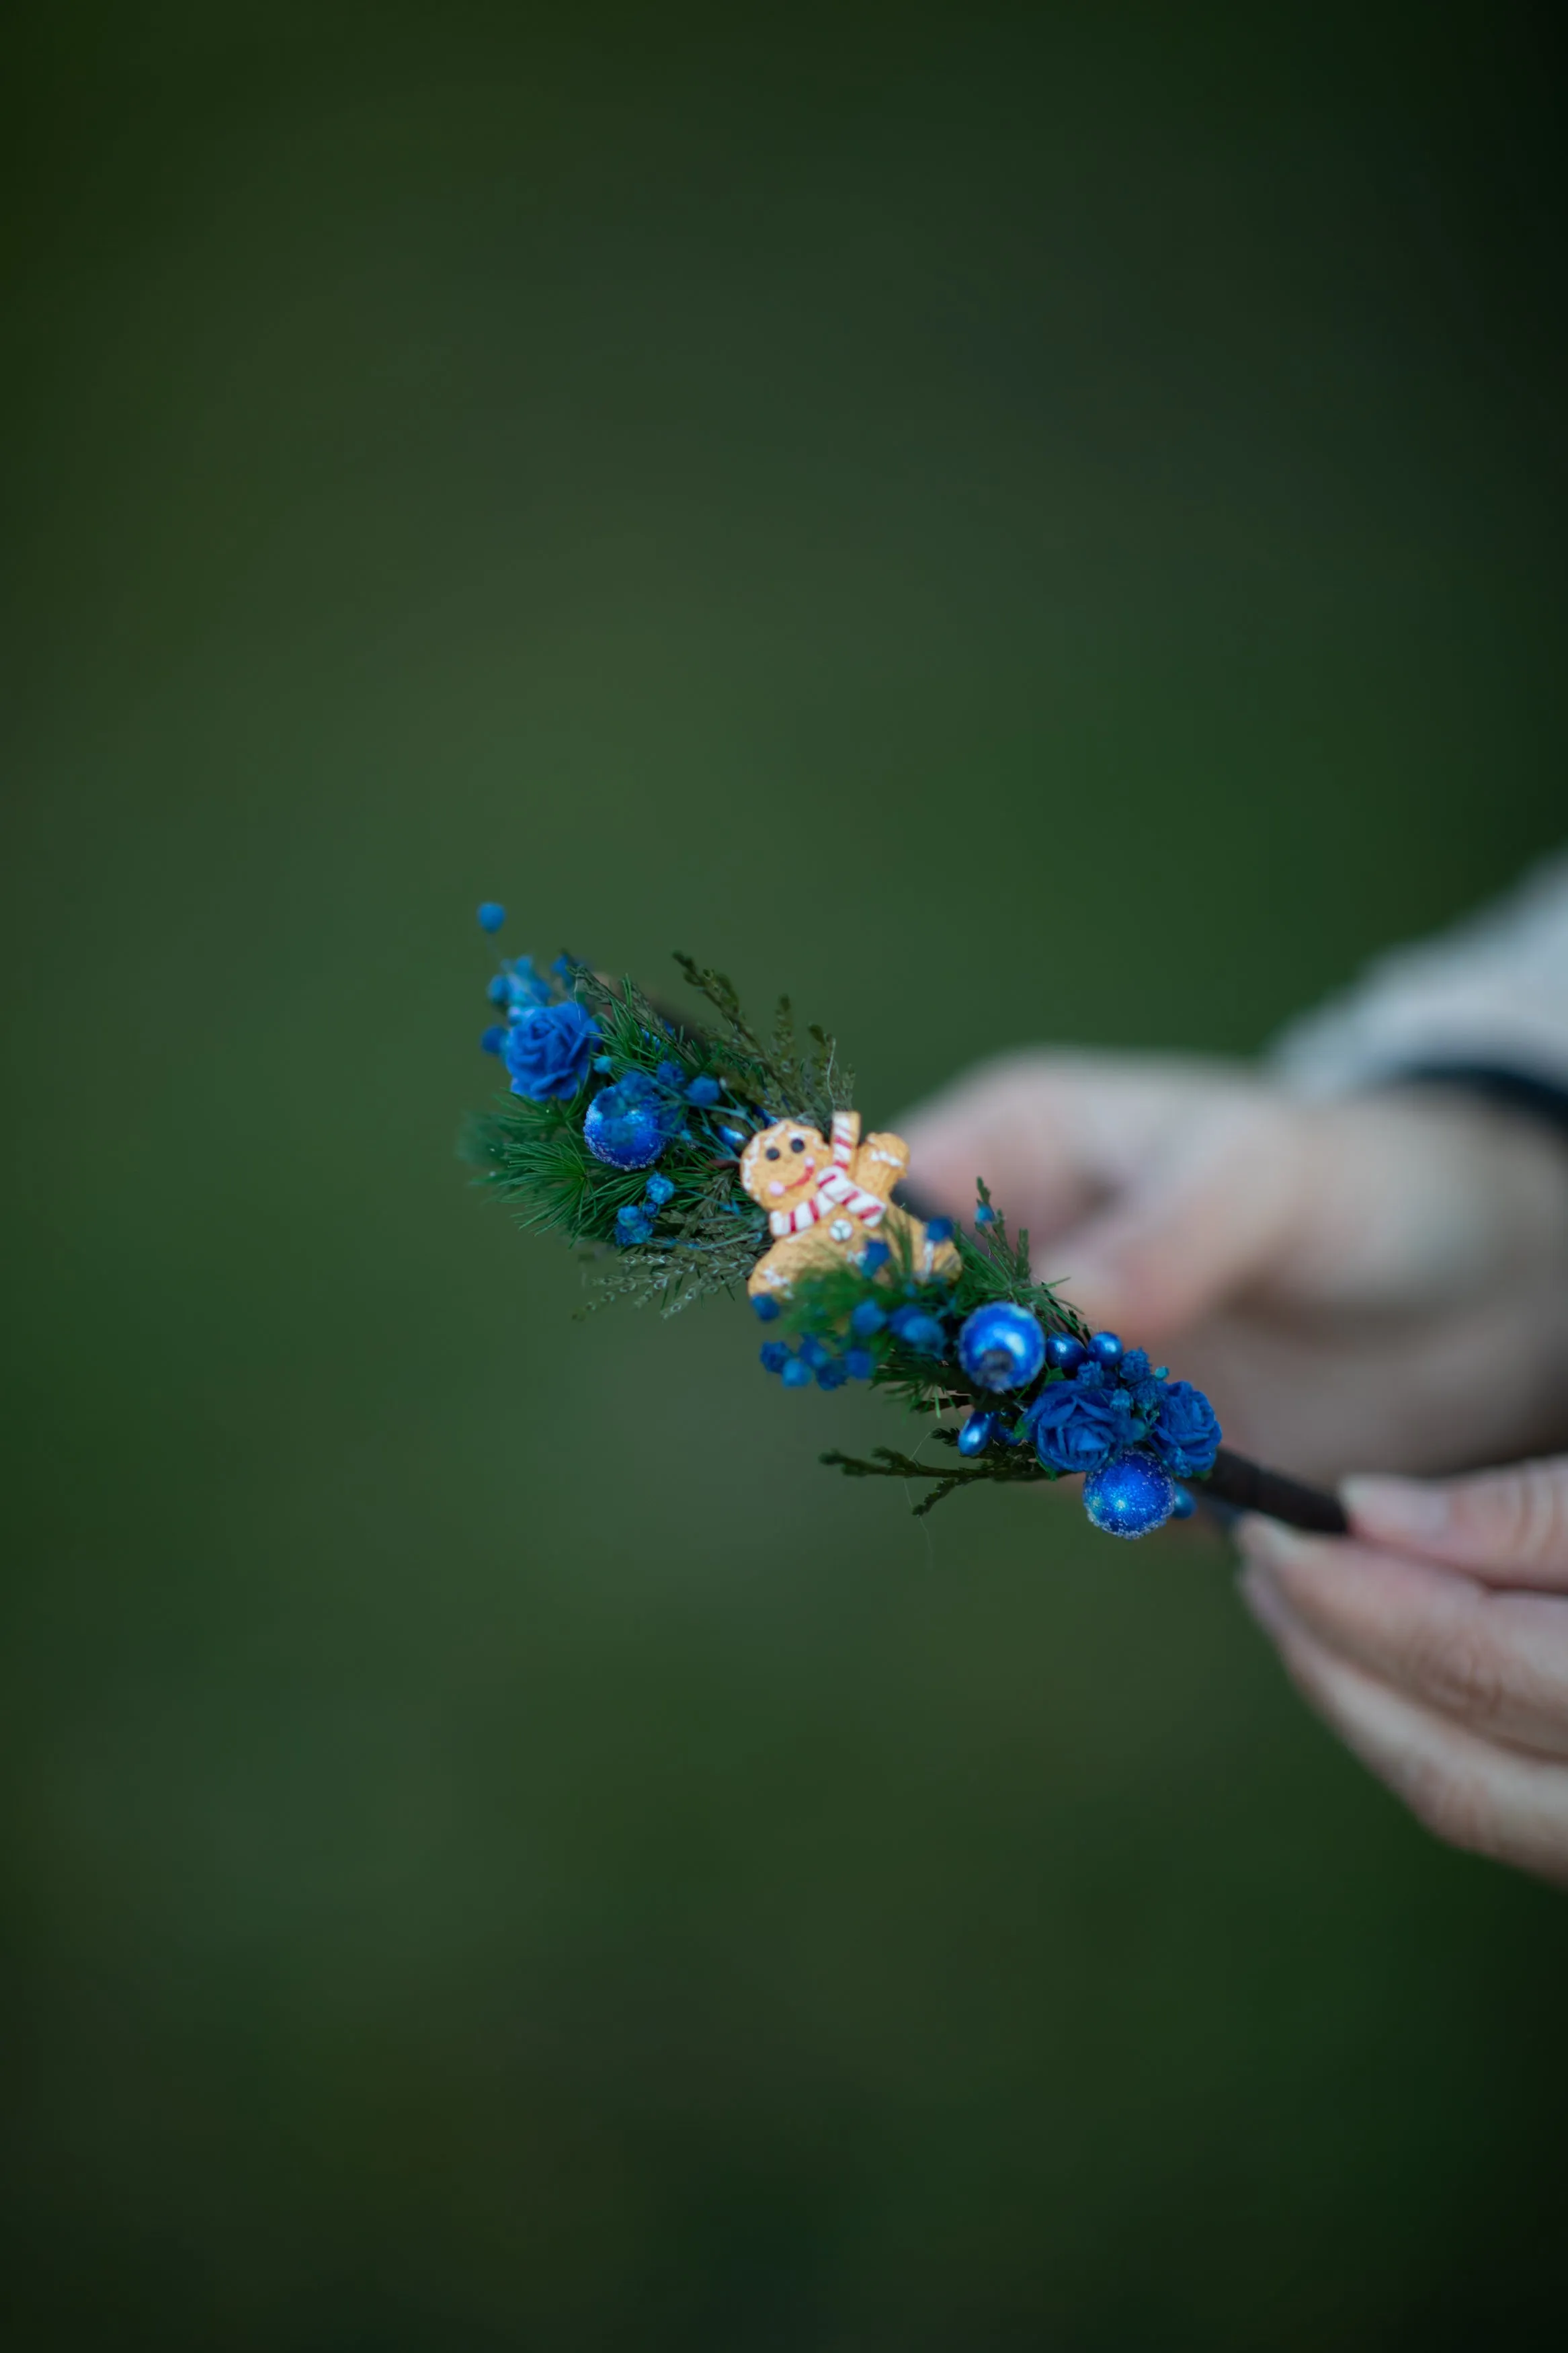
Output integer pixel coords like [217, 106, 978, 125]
[4, 7, 1567, 2346]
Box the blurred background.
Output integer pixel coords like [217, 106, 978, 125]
[4, 5, 1567, 2345]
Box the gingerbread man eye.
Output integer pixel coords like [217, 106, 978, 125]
[764, 1146, 781, 1162]
[790, 1136, 805, 1152]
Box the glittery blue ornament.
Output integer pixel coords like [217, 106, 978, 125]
[477, 901, 505, 932]
[956, 1302, 1046, 1392]
[780, 1356, 813, 1388]
[956, 1411, 1000, 1458]
[583, 1072, 679, 1170]
[887, 1306, 947, 1355]
[1081, 1449, 1176, 1540]
[1045, 1333, 1087, 1375]
[1170, 1484, 1196, 1521]
[1087, 1330, 1124, 1368]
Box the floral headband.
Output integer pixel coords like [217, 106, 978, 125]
[464, 906, 1345, 1540]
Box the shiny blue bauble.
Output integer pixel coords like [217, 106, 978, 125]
[1171, 1484, 1196, 1521]
[1045, 1332, 1086, 1375]
[1087, 1330, 1124, 1368]
[956, 1410, 1000, 1458]
[956, 1302, 1046, 1392]
[583, 1075, 673, 1170]
[1081, 1449, 1176, 1540]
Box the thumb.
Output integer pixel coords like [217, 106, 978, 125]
[1344, 1458, 1568, 1589]
[1047, 1100, 1309, 1339]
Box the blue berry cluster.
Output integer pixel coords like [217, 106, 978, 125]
[614, 1170, 677, 1247]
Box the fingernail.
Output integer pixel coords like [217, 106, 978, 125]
[1237, 1564, 1289, 1636]
[1342, 1476, 1450, 1544]
[1234, 1513, 1302, 1569]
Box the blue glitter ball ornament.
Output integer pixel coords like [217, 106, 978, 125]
[956, 1302, 1046, 1392]
[1081, 1449, 1176, 1540]
[956, 1410, 1000, 1458]
[780, 1357, 813, 1388]
[1171, 1484, 1196, 1521]
[1087, 1330, 1124, 1368]
[477, 901, 505, 932]
[1045, 1333, 1087, 1375]
[583, 1072, 679, 1170]
[753, 1293, 781, 1322]
[887, 1306, 947, 1355]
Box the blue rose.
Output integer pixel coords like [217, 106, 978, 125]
[1028, 1377, 1140, 1474]
[1149, 1380, 1222, 1476]
[502, 1000, 600, 1101]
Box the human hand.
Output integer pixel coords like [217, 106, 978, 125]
[900, 1054, 1568, 1477]
[1238, 1459, 1568, 1886]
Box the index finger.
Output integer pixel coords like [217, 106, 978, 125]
[1344, 1459, 1568, 1591]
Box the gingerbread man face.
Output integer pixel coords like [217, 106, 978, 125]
[739, 1119, 830, 1211]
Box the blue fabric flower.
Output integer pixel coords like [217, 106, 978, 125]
[495, 956, 554, 1013]
[503, 1001, 600, 1101]
[1027, 1375, 1140, 1474]
[1148, 1380, 1223, 1476]
[614, 1203, 654, 1246]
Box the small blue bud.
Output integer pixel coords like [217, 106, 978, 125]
[816, 1359, 848, 1390]
[1046, 1334, 1087, 1375]
[925, 1217, 955, 1244]
[752, 1293, 781, 1322]
[551, 953, 573, 977]
[477, 902, 505, 932]
[780, 1357, 813, 1388]
[593, 1054, 616, 1074]
[799, 1336, 831, 1370]
[655, 1061, 682, 1086]
[643, 1174, 675, 1207]
[759, 1341, 790, 1374]
[844, 1348, 874, 1381]
[860, 1239, 891, 1273]
[888, 1306, 947, 1355]
[956, 1410, 999, 1458]
[480, 1025, 506, 1054]
[1088, 1331, 1124, 1368]
[614, 1203, 654, 1245]
[974, 1202, 996, 1227]
[487, 974, 509, 1005]
[849, 1300, 886, 1339]
[686, 1074, 723, 1106]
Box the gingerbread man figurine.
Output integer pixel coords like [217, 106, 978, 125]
[740, 1110, 959, 1298]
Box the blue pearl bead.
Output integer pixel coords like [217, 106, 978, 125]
[1045, 1333, 1087, 1375]
[956, 1303, 1046, 1392]
[1081, 1449, 1175, 1540]
[1087, 1331, 1124, 1368]
[1171, 1484, 1196, 1521]
[477, 902, 506, 932]
[956, 1411, 999, 1458]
